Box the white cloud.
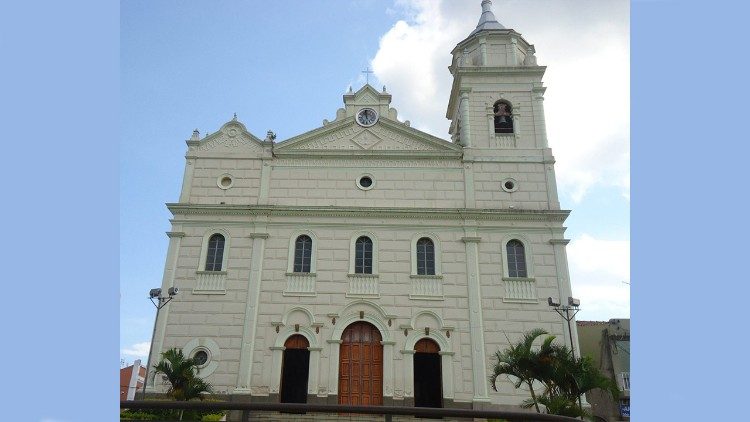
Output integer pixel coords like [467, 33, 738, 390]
[372, 0, 629, 203]
[567, 234, 630, 320]
[122, 341, 151, 359]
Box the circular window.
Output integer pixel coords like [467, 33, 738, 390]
[356, 174, 375, 191]
[217, 174, 234, 190]
[501, 178, 518, 193]
[193, 350, 209, 366]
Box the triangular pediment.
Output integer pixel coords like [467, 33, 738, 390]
[188, 119, 266, 154]
[274, 117, 463, 157]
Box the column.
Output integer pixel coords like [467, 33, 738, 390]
[439, 351, 455, 399]
[326, 339, 342, 397]
[532, 86, 549, 148]
[308, 347, 323, 395]
[235, 230, 269, 393]
[400, 350, 415, 398]
[268, 346, 284, 394]
[382, 340, 396, 399]
[462, 229, 490, 402]
[459, 90, 471, 147]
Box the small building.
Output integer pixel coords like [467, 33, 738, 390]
[577, 319, 630, 421]
[120, 359, 145, 401]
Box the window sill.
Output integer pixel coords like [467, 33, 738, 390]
[410, 274, 443, 279]
[286, 272, 317, 277]
[347, 273, 379, 278]
[193, 271, 228, 294]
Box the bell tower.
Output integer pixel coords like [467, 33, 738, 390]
[447, 0, 549, 152]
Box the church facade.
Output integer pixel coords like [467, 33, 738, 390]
[146, 0, 580, 411]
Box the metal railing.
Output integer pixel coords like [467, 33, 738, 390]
[121, 400, 584, 421]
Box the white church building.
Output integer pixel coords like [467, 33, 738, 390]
[146, 0, 580, 411]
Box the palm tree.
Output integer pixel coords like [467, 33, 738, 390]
[489, 328, 548, 412]
[152, 348, 213, 420]
[490, 330, 621, 418]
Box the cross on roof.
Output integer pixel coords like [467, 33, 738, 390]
[361, 67, 374, 84]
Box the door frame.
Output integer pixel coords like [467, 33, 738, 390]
[328, 312, 394, 400]
[270, 328, 321, 397]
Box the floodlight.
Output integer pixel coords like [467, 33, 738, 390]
[568, 297, 580, 307]
[149, 288, 162, 298]
[168, 287, 179, 296]
[547, 297, 560, 307]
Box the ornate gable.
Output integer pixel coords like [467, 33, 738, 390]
[187, 118, 267, 155]
[274, 85, 463, 158]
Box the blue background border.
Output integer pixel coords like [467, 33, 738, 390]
[1, 0, 748, 419]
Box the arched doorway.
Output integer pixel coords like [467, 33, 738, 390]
[338, 321, 383, 405]
[280, 335, 310, 403]
[414, 338, 442, 408]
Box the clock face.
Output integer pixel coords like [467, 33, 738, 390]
[356, 108, 378, 127]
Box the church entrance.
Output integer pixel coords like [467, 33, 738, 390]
[280, 335, 310, 403]
[338, 321, 383, 405]
[414, 338, 442, 408]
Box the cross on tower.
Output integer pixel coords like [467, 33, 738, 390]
[361, 67, 374, 85]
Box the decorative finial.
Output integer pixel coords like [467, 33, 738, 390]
[470, 0, 505, 35]
[523, 46, 537, 66]
[349, 86, 353, 93]
[191, 129, 200, 140]
[232, 112, 237, 121]
[265, 130, 276, 142]
[382, 85, 386, 92]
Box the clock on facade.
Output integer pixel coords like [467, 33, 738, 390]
[356, 108, 378, 127]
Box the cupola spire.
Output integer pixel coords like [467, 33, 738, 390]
[470, 0, 505, 36]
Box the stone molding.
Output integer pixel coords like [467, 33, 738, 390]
[167, 204, 570, 222]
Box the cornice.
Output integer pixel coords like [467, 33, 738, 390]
[166, 203, 570, 222]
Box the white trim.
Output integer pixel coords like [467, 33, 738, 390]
[410, 232, 443, 276]
[401, 332, 455, 400]
[356, 173, 376, 191]
[327, 300, 395, 397]
[216, 173, 234, 190]
[285, 230, 318, 274]
[499, 234, 535, 279]
[348, 231, 378, 275]
[269, 328, 319, 395]
[197, 228, 230, 272]
[183, 338, 221, 378]
[500, 234, 538, 303]
[501, 177, 519, 193]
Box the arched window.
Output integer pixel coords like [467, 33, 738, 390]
[354, 236, 373, 274]
[416, 238, 435, 275]
[205, 234, 225, 271]
[493, 101, 513, 134]
[506, 239, 527, 277]
[293, 235, 313, 273]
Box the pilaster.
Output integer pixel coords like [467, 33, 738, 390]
[178, 158, 195, 203]
[235, 229, 269, 393]
[461, 230, 490, 402]
[532, 86, 549, 148]
[258, 159, 271, 205]
[146, 230, 184, 391]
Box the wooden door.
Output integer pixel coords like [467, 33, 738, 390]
[280, 335, 310, 404]
[414, 338, 442, 408]
[338, 321, 383, 406]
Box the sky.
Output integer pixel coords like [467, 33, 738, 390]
[120, 0, 629, 365]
